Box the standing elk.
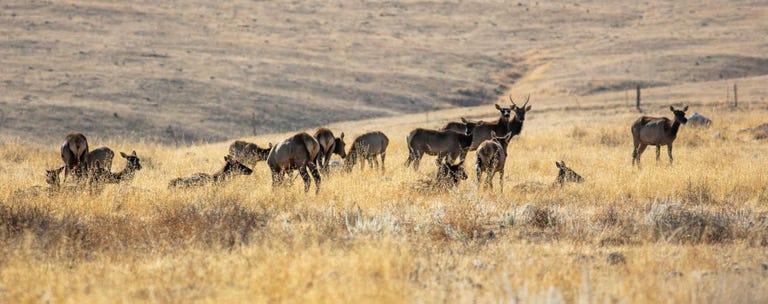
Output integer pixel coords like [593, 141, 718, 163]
[344, 131, 389, 173]
[475, 131, 513, 191]
[314, 128, 346, 173]
[469, 103, 514, 150]
[169, 155, 251, 188]
[267, 132, 322, 193]
[442, 117, 478, 135]
[507, 94, 532, 139]
[60, 132, 89, 182]
[631, 106, 688, 166]
[90, 151, 143, 185]
[228, 140, 272, 166]
[405, 128, 473, 171]
[555, 161, 584, 185]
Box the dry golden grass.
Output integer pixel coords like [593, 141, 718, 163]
[2, 101, 767, 303]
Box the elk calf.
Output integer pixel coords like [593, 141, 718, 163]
[631, 106, 688, 166]
[86, 147, 115, 174]
[267, 132, 322, 193]
[475, 131, 513, 191]
[60, 132, 89, 182]
[344, 131, 389, 173]
[555, 161, 584, 185]
[314, 128, 346, 173]
[169, 155, 252, 188]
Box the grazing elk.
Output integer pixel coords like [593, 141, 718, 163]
[442, 117, 478, 135]
[436, 159, 468, 188]
[90, 151, 143, 185]
[228, 140, 272, 166]
[60, 132, 89, 182]
[86, 146, 115, 175]
[631, 106, 688, 166]
[344, 131, 389, 173]
[314, 128, 346, 173]
[405, 128, 473, 171]
[475, 131, 513, 191]
[267, 132, 322, 193]
[169, 155, 252, 188]
[688, 112, 712, 128]
[555, 161, 584, 185]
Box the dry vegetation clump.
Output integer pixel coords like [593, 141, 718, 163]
[1, 106, 768, 302]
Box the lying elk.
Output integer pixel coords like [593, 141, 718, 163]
[476, 131, 513, 190]
[169, 155, 252, 188]
[631, 106, 688, 166]
[267, 132, 321, 193]
[442, 117, 478, 135]
[314, 128, 346, 173]
[555, 161, 584, 186]
[436, 159, 468, 188]
[228, 140, 272, 166]
[60, 132, 89, 182]
[405, 128, 472, 171]
[344, 131, 389, 173]
[86, 146, 115, 175]
[90, 151, 143, 185]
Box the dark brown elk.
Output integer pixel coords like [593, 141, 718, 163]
[475, 131, 513, 190]
[169, 155, 252, 188]
[631, 106, 688, 166]
[555, 161, 584, 185]
[436, 159, 468, 188]
[60, 132, 89, 182]
[469, 103, 514, 150]
[405, 128, 473, 171]
[267, 132, 322, 193]
[90, 151, 143, 185]
[442, 117, 478, 135]
[228, 140, 272, 166]
[344, 131, 389, 173]
[86, 147, 114, 175]
[507, 94, 532, 140]
[314, 128, 346, 173]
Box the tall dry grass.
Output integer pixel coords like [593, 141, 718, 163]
[1, 104, 767, 303]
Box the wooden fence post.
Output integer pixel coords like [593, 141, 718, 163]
[635, 85, 641, 111]
[733, 83, 738, 108]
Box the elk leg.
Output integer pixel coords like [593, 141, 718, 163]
[308, 163, 321, 194]
[499, 170, 504, 191]
[667, 144, 674, 165]
[655, 145, 661, 164]
[635, 144, 648, 166]
[381, 152, 386, 172]
[486, 171, 494, 189]
[299, 166, 311, 193]
[475, 160, 483, 191]
[372, 155, 379, 169]
[271, 170, 281, 188]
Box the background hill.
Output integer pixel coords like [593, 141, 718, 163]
[1, 0, 767, 144]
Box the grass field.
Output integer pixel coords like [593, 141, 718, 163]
[2, 98, 768, 302]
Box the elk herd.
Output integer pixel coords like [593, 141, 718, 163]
[23, 95, 698, 196]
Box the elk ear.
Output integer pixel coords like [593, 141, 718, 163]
[225, 155, 232, 162]
[131, 151, 137, 157]
[461, 117, 468, 123]
[683, 106, 688, 111]
[495, 104, 502, 111]
[268, 142, 273, 148]
[555, 161, 562, 168]
[669, 106, 675, 111]
[340, 132, 345, 139]
[120, 152, 128, 158]
[525, 105, 532, 111]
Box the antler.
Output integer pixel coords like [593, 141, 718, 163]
[508, 95, 517, 108]
[523, 94, 530, 108]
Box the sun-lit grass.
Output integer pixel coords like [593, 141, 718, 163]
[1, 103, 767, 303]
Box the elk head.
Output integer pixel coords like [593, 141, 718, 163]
[670, 106, 689, 124]
[460, 117, 477, 135]
[494, 104, 513, 120]
[555, 161, 584, 185]
[509, 94, 532, 122]
[334, 132, 347, 159]
[120, 151, 142, 171]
